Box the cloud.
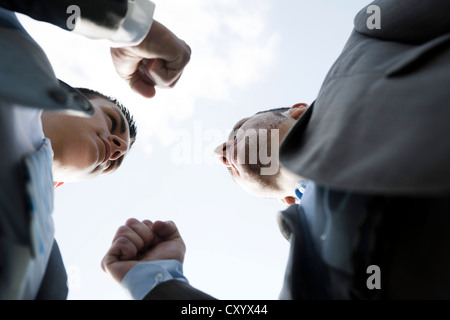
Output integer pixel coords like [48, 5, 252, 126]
[18, 0, 280, 152]
[138, 0, 281, 145]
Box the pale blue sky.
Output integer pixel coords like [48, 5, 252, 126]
[19, 0, 369, 299]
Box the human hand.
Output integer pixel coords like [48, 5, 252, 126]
[110, 20, 191, 98]
[101, 218, 186, 283]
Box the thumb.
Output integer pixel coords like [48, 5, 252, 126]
[101, 237, 139, 283]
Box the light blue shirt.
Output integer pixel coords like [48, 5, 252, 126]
[297, 180, 315, 231]
[121, 259, 188, 300]
[0, 136, 56, 299]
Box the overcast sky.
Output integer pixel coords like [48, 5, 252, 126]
[19, 0, 368, 300]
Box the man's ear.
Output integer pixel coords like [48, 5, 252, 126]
[288, 103, 308, 120]
[54, 181, 64, 189]
[281, 196, 297, 205]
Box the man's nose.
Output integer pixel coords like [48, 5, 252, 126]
[214, 142, 232, 167]
[108, 135, 128, 160]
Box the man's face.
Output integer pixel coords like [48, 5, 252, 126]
[42, 97, 131, 182]
[214, 109, 296, 198]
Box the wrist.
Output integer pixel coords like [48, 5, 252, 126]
[121, 260, 188, 300]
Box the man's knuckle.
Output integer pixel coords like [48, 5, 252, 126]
[116, 225, 131, 236]
[125, 218, 140, 227]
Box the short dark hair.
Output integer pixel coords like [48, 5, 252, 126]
[255, 107, 290, 117]
[76, 88, 137, 148]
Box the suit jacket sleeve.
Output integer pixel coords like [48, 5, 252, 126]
[143, 280, 216, 300]
[354, 0, 450, 44]
[0, 0, 127, 30]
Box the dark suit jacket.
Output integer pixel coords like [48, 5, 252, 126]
[278, 0, 450, 299]
[0, 0, 130, 300]
[145, 0, 450, 300]
[0, 0, 127, 33]
[280, 0, 450, 195]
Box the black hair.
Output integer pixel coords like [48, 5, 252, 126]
[255, 107, 290, 117]
[76, 88, 137, 148]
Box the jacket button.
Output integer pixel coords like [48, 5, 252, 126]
[154, 273, 164, 282]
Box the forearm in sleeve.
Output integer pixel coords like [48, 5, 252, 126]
[354, 0, 450, 44]
[0, 0, 155, 46]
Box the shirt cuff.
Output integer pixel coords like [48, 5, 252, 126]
[109, 0, 156, 47]
[72, 0, 155, 47]
[121, 259, 188, 300]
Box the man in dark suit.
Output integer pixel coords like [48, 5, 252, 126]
[0, 0, 190, 299]
[102, 0, 450, 299]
